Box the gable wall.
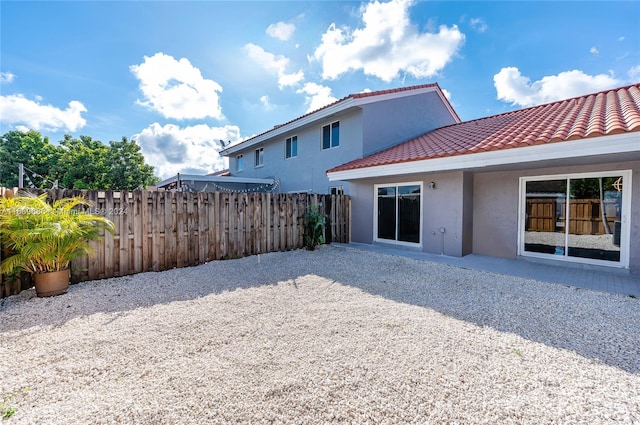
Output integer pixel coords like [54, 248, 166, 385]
[361, 91, 458, 157]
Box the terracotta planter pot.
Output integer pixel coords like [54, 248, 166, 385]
[33, 269, 70, 297]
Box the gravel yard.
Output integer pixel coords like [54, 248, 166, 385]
[1, 244, 639, 424]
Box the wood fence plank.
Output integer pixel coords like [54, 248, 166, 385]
[104, 191, 115, 278]
[133, 191, 144, 273]
[151, 191, 161, 271]
[186, 193, 195, 266]
[266, 192, 272, 252]
[176, 192, 185, 268]
[118, 191, 130, 277]
[212, 192, 220, 260]
[198, 193, 207, 263]
[86, 190, 99, 281]
[238, 193, 246, 257]
[164, 192, 175, 270]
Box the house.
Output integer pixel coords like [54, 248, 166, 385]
[327, 84, 640, 274]
[220, 84, 460, 194]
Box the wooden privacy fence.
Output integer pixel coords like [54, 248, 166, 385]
[0, 189, 350, 297]
[526, 198, 620, 234]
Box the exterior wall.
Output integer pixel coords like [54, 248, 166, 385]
[349, 160, 638, 273]
[421, 171, 468, 256]
[473, 160, 640, 273]
[349, 171, 470, 257]
[231, 109, 363, 193]
[349, 180, 375, 244]
[462, 172, 474, 255]
[361, 91, 458, 156]
[228, 91, 457, 194]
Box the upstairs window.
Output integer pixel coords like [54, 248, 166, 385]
[286, 136, 298, 159]
[322, 121, 339, 150]
[254, 147, 264, 167]
[237, 154, 244, 171]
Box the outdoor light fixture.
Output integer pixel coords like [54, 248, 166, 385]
[429, 181, 436, 189]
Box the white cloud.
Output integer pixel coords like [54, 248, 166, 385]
[0, 94, 86, 132]
[629, 65, 640, 82]
[245, 43, 304, 88]
[590, 46, 599, 55]
[260, 95, 275, 110]
[266, 22, 296, 41]
[0, 72, 15, 84]
[296, 82, 338, 113]
[312, 0, 465, 82]
[493, 67, 622, 107]
[441, 88, 451, 100]
[469, 18, 487, 33]
[130, 52, 223, 120]
[133, 122, 241, 179]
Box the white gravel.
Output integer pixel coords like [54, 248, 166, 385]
[1, 244, 639, 424]
[525, 231, 620, 251]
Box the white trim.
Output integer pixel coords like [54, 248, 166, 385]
[321, 121, 340, 150]
[285, 135, 298, 159]
[328, 132, 640, 181]
[517, 170, 632, 269]
[236, 154, 244, 172]
[373, 181, 423, 247]
[254, 147, 264, 168]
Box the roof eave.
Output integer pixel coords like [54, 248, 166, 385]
[327, 132, 640, 181]
[158, 174, 275, 187]
[221, 83, 461, 156]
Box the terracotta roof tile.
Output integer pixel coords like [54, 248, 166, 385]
[329, 83, 640, 173]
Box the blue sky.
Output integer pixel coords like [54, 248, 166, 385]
[1, 1, 638, 179]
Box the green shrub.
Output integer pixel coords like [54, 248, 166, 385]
[302, 204, 326, 250]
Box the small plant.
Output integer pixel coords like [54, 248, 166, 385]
[301, 204, 326, 250]
[0, 403, 16, 419]
[513, 348, 522, 356]
[1, 388, 30, 419]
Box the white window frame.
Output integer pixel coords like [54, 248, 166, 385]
[321, 121, 340, 150]
[518, 170, 632, 269]
[254, 147, 264, 168]
[373, 181, 423, 247]
[285, 136, 298, 159]
[236, 154, 244, 172]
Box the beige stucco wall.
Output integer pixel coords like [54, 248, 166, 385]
[348, 159, 639, 273]
[472, 160, 640, 273]
[349, 171, 472, 257]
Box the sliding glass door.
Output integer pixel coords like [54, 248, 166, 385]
[521, 171, 630, 267]
[376, 183, 422, 245]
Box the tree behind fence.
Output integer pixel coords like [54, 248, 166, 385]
[0, 189, 350, 297]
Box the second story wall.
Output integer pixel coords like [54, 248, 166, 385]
[361, 91, 458, 156]
[231, 109, 363, 194]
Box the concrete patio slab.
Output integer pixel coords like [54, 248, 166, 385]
[333, 242, 640, 298]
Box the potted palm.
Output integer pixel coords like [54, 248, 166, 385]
[0, 192, 115, 297]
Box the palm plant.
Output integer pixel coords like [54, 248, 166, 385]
[0, 192, 115, 276]
[301, 204, 326, 250]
